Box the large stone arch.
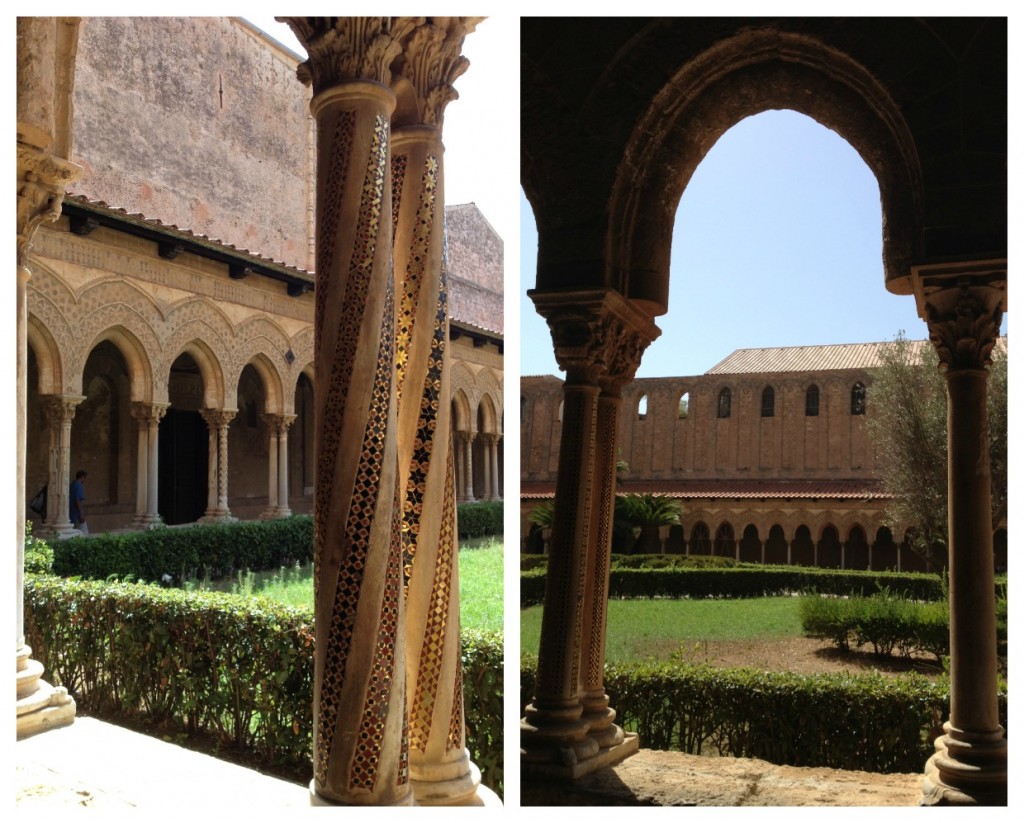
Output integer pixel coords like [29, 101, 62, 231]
[165, 338, 227, 410]
[449, 360, 476, 415]
[475, 367, 504, 430]
[233, 352, 285, 416]
[607, 29, 922, 314]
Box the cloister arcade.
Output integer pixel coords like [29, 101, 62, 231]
[521, 17, 1006, 805]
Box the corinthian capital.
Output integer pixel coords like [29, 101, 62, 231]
[17, 143, 82, 268]
[200, 408, 237, 430]
[925, 281, 1004, 371]
[391, 17, 482, 128]
[130, 402, 169, 426]
[42, 394, 85, 426]
[280, 17, 421, 94]
[530, 289, 660, 389]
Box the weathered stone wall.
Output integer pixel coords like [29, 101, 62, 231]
[71, 17, 313, 270]
[522, 370, 876, 483]
[446, 203, 503, 334]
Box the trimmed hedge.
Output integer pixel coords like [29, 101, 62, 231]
[800, 592, 1008, 661]
[24, 574, 503, 797]
[521, 565, 955, 607]
[51, 516, 314, 582]
[520, 657, 1008, 775]
[457, 500, 503, 539]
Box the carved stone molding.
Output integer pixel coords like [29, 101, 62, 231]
[130, 402, 169, 426]
[925, 281, 1004, 372]
[392, 18, 482, 127]
[42, 394, 85, 426]
[530, 289, 660, 389]
[261, 412, 297, 436]
[16, 143, 82, 268]
[200, 408, 237, 430]
[281, 17, 420, 93]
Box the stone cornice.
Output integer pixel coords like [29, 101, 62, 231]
[529, 289, 660, 390]
[281, 17, 420, 94]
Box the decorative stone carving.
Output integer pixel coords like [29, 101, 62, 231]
[17, 144, 82, 268]
[924, 282, 1003, 372]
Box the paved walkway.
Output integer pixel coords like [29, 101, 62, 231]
[15, 717, 309, 811]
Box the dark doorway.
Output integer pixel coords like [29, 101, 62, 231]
[158, 408, 208, 525]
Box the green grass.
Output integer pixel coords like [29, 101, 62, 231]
[521, 597, 804, 662]
[185, 537, 503, 632]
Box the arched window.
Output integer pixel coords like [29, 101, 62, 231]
[761, 385, 775, 417]
[851, 382, 866, 415]
[678, 391, 690, 419]
[689, 521, 711, 556]
[714, 521, 736, 557]
[637, 393, 647, 420]
[805, 384, 819, 417]
[717, 387, 731, 419]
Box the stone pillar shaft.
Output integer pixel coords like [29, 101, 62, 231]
[42, 395, 84, 537]
[463, 433, 475, 501]
[490, 435, 501, 500]
[130, 403, 166, 528]
[277, 416, 294, 516]
[918, 278, 1006, 806]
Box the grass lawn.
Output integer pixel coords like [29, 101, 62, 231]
[521, 597, 804, 662]
[189, 536, 503, 633]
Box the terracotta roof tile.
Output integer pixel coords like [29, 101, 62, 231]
[521, 479, 890, 500]
[705, 340, 931, 374]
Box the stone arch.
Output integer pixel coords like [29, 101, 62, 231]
[688, 520, 710, 556]
[791, 524, 815, 567]
[231, 316, 294, 408]
[845, 523, 870, 570]
[167, 339, 227, 410]
[475, 367, 504, 422]
[765, 524, 788, 565]
[608, 28, 922, 314]
[477, 393, 498, 435]
[451, 388, 472, 435]
[818, 523, 842, 569]
[450, 361, 476, 413]
[67, 280, 163, 394]
[871, 526, 899, 571]
[26, 313, 64, 396]
[235, 352, 285, 416]
[739, 523, 761, 563]
[713, 520, 736, 558]
[81, 325, 154, 403]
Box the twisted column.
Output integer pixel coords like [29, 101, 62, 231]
[522, 289, 658, 779]
[390, 17, 485, 804]
[282, 16, 410, 806]
[919, 277, 1007, 806]
[198, 409, 236, 523]
[130, 402, 168, 528]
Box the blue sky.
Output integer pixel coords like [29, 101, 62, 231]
[520, 109, 1009, 379]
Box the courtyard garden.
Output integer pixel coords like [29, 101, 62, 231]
[520, 554, 1007, 774]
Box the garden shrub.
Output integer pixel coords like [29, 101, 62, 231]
[24, 573, 503, 797]
[457, 500, 503, 539]
[50, 516, 314, 582]
[520, 656, 1007, 775]
[520, 565, 950, 607]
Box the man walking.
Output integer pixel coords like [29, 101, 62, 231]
[70, 470, 88, 534]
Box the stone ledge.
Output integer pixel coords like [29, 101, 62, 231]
[522, 748, 923, 806]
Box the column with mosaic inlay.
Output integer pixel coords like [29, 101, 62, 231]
[919, 275, 1007, 806]
[389, 16, 489, 805]
[282, 16, 411, 807]
[522, 289, 658, 779]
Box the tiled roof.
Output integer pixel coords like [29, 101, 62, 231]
[63, 195, 314, 278]
[521, 479, 890, 500]
[706, 340, 931, 374]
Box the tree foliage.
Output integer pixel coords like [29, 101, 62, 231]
[865, 333, 1007, 569]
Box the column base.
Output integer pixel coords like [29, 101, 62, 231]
[309, 780, 415, 806]
[920, 728, 1007, 806]
[44, 523, 82, 540]
[132, 513, 163, 530]
[198, 513, 238, 525]
[411, 754, 489, 806]
[258, 507, 293, 520]
[16, 645, 76, 740]
[522, 731, 639, 781]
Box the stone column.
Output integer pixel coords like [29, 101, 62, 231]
[658, 525, 671, 554]
[282, 16, 410, 807]
[464, 432, 476, 502]
[919, 279, 1007, 806]
[199, 410, 236, 523]
[260, 413, 281, 519]
[130, 403, 167, 529]
[16, 16, 82, 738]
[522, 289, 658, 779]
[277, 415, 295, 517]
[41, 395, 85, 539]
[478, 435, 492, 500]
[452, 432, 465, 502]
[389, 19, 488, 804]
[488, 433, 501, 501]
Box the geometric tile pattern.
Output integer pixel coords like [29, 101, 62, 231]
[409, 438, 456, 752]
[313, 112, 390, 791]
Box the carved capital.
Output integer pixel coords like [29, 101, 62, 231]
[260, 413, 297, 436]
[130, 401, 169, 426]
[925, 282, 1004, 371]
[42, 394, 85, 426]
[200, 408, 237, 430]
[530, 289, 660, 390]
[281, 17, 420, 94]
[17, 142, 82, 268]
[391, 17, 481, 127]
